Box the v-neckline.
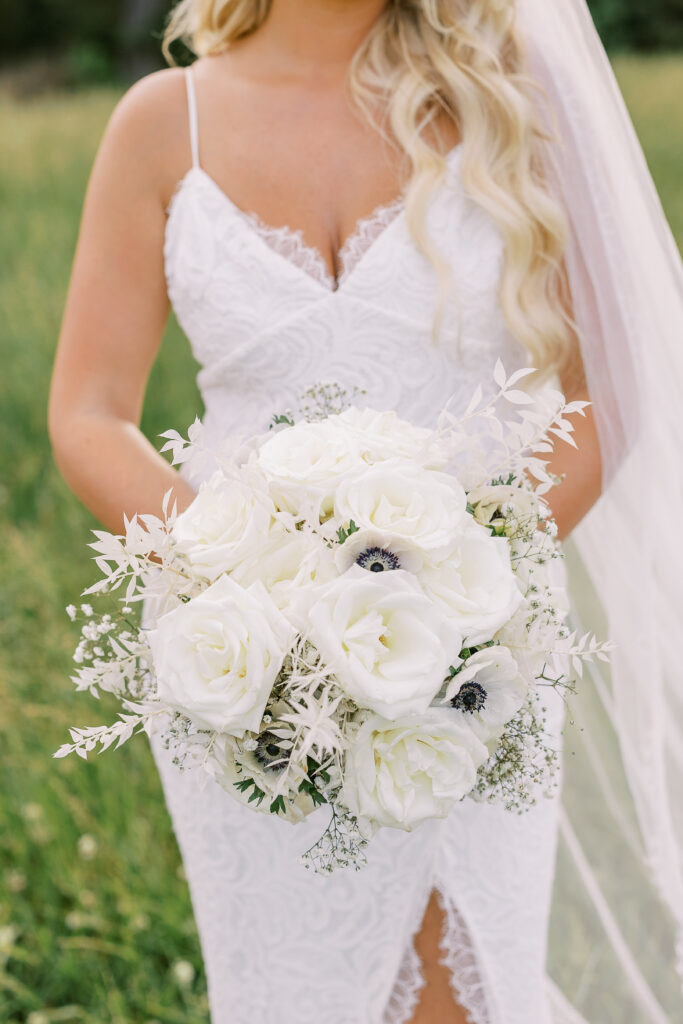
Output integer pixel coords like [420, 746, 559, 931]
[166, 143, 464, 295]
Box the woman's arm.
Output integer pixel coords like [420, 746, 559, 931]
[527, 257, 603, 542]
[49, 68, 196, 534]
[535, 281, 604, 543]
[543, 379, 602, 541]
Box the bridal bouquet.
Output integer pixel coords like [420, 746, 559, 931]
[56, 365, 610, 872]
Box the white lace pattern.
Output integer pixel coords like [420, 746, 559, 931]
[438, 892, 493, 1024]
[381, 888, 494, 1024]
[238, 194, 406, 292]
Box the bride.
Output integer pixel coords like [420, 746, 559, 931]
[48, 0, 683, 1021]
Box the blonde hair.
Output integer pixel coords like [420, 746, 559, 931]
[163, 0, 576, 379]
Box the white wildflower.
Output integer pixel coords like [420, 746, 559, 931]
[172, 959, 196, 986]
[0, 925, 18, 951]
[21, 802, 43, 822]
[77, 834, 98, 860]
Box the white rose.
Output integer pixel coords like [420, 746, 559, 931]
[467, 483, 540, 535]
[147, 575, 293, 735]
[333, 460, 467, 560]
[420, 521, 523, 645]
[172, 470, 274, 581]
[335, 407, 447, 467]
[256, 420, 362, 518]
[230, 524, 337, 630]
[341, 710, 488, 830]
[308, 566, 462, 719]
[442, 646, 528, 742]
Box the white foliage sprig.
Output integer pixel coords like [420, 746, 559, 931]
[53, 709, 153, 760]
[435, 360, 589, 494]
[560, 630, 614, 678]
[505, 633, 614, 680]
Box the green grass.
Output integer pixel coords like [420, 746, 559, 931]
[0, 56, 681, 1022]
[612, 53, 683, 241]
[0, 87, 205, 1023]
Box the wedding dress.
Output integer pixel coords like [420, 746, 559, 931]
[150, 63, 570, 1024]
[150, 2, 683, 1013]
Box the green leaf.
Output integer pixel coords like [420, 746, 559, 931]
[248, 785, 266, 806]
[336, 519, 360, 545]
[298, 775, 329, 808]
[269, 795, 286, 815]
[269, 413, 295, 429]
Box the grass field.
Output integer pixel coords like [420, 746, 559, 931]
[0, 55, 682, 1023]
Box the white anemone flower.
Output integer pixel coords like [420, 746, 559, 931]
[333, 527, 425, 575]
[441, 646, 528, 743]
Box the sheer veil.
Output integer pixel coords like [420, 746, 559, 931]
[514, 0, 683, 1018]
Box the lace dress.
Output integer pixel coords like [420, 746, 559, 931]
[151, 65, 576, 1024]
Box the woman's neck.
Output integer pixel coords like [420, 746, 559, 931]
[246, 0, 388, 80]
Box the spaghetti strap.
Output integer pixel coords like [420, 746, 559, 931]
[184, 65, 200, 170]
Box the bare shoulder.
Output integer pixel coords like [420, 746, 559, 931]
[110, 66, 188, 128]
[114, 52, 245, 121]
[94, 66, 194, 207]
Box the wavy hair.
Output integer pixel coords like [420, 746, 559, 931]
[163, 0, 576, 379]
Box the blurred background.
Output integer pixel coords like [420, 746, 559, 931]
[1, 0, 683, 90]
[0, 2, 681, 1023]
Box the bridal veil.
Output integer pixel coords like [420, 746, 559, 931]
[516, 0, 683, 1017]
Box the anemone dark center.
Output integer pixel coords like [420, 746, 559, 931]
[254, 731, 286, 772]
[356, 546, 401, 573]
[451, 681, 487, 713]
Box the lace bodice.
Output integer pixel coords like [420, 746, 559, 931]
[163, 101, 529, 461]
[236, 191, 406, 292]
[152, 67, 570, 1024]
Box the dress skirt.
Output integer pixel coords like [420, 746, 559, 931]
[148, 603, 567, 1024]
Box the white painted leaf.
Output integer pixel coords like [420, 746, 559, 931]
[507, 367, 536, 386]
[503, 389, 534, 405]
[464, 384, 483, 416]
[493, 358, 506, 389]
